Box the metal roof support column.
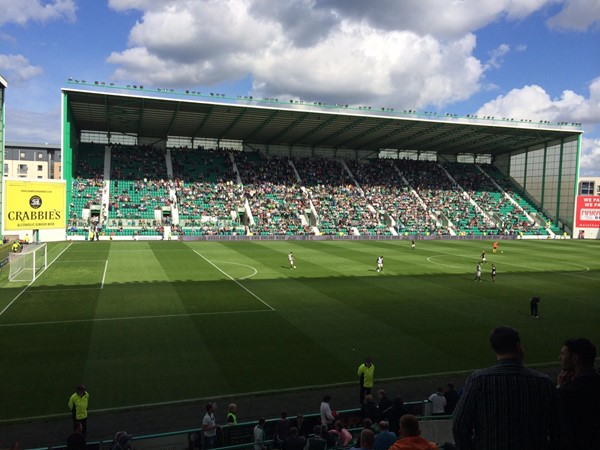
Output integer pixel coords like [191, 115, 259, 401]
[522, 148, 528, 195]
[540, 143, 547, 209]
[573, 134, 582, 202]
[570, 135, 583, 232]
[555, 139, 565, 223]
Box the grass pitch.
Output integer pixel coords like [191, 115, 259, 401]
[1, 239, 599, 421]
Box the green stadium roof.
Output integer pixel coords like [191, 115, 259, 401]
[63, 86, 582, 157]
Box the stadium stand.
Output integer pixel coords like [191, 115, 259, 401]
[66, 146, 561, 240]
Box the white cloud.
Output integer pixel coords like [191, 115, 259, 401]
[0, 54, 43, 84]
[106, 1, 487, 108]
[579, 137, 600, 176]
[476, 78, 600, 174]
[0, 0, 76, 26]
[475, 77, 600, 123]
[485, 43, 511, 69]
[104, 1, 600, 111]
[547, 0, 600, 31]
[108, 0, 165, 12]
[315, 0, 557, 39]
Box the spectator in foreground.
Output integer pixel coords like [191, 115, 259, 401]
[283, 427, 307, 450]
[361, 394, 379, 422]
[452, 326, 563, 450]
[320, 395, 336, 427]
[354, 418, 374, 449]
[374, 421, 396, 450]
[557, 337, 600, 450]
[332, 420, 353, 447]
[294, 414, 311, 438]
[351, 429, 375, 450]
[427, 388, 446, 416]
[320, 424, 338, 448]
[66, 421, 86, 450]
[389, 415, 438, 450]
[254, 417, 267, 450]
[274, 411, 291, 448]
[305, 425, 327, 450]
[226, 403, 238, 425]
[387, 398, 409, 436]
[111, 431, 132, 450]
[444, 384, 459, 415]
[202, 402, 220, 449]
[377, 390, 393, 421]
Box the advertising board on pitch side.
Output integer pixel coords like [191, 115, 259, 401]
[3, 180, 66, 230]
[575, 195, 600, 228]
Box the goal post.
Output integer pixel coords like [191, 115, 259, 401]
[8, 243, 48, 282]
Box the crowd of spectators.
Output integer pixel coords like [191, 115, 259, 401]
[442, 162, 543, 236]
[67, 146, 558, 239]
[195, 332, 597, 450]
[11, 331, 597, 450]
[295, 157, 364, 235]
[236, 154, 308, 235]
[347, 159, 445, 236]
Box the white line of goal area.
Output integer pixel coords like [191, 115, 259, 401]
[193, 250, 275, 311]
[0, 242, 74, 318]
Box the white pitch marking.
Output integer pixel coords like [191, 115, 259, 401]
[101, 260, 108, 289]
[0, 309, 274, 328]
[426, 256, 465, 270]
[210, 260, 258, 280]
[193, 250, 275, 311]
[0, 242, 73, 318]
[24, 287, 102, 293]
[426, 249, 591, 276]
[53, 260, 110, 263]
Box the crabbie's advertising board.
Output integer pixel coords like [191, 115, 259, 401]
[3, 179, 66, 230]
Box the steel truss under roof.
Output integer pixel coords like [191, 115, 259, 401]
[63, 88, 582, 157]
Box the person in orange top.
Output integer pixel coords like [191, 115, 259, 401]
[388, 415, 438, 450]
[493, 241, 498, 253]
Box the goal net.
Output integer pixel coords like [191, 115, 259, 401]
[9, 243, 48, 282]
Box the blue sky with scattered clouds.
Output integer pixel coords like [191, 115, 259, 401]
[1, 0, 599, 174]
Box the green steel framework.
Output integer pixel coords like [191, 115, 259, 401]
[507, 135, 581, 231]
[61, 86, 584, 234]
[62, 92, 75, 213]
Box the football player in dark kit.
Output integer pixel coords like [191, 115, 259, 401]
[530, 296, 540, 318]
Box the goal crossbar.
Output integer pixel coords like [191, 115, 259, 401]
[8, 243, 48, 282]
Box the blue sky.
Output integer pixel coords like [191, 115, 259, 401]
[1, 0, 599, 174]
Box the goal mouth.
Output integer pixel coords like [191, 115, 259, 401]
[8, 243, 48, 283]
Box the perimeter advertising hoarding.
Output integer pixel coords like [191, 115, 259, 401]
[3, 180, 66, 230]
[575, 195, 600, 228]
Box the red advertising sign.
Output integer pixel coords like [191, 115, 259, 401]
[575, 195, 600, 228]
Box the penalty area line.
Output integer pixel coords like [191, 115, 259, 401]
[101, 260, 108, 289]
[193, 250, 275, 311]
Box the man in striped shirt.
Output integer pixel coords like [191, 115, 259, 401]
[452, 326, 563, 450]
